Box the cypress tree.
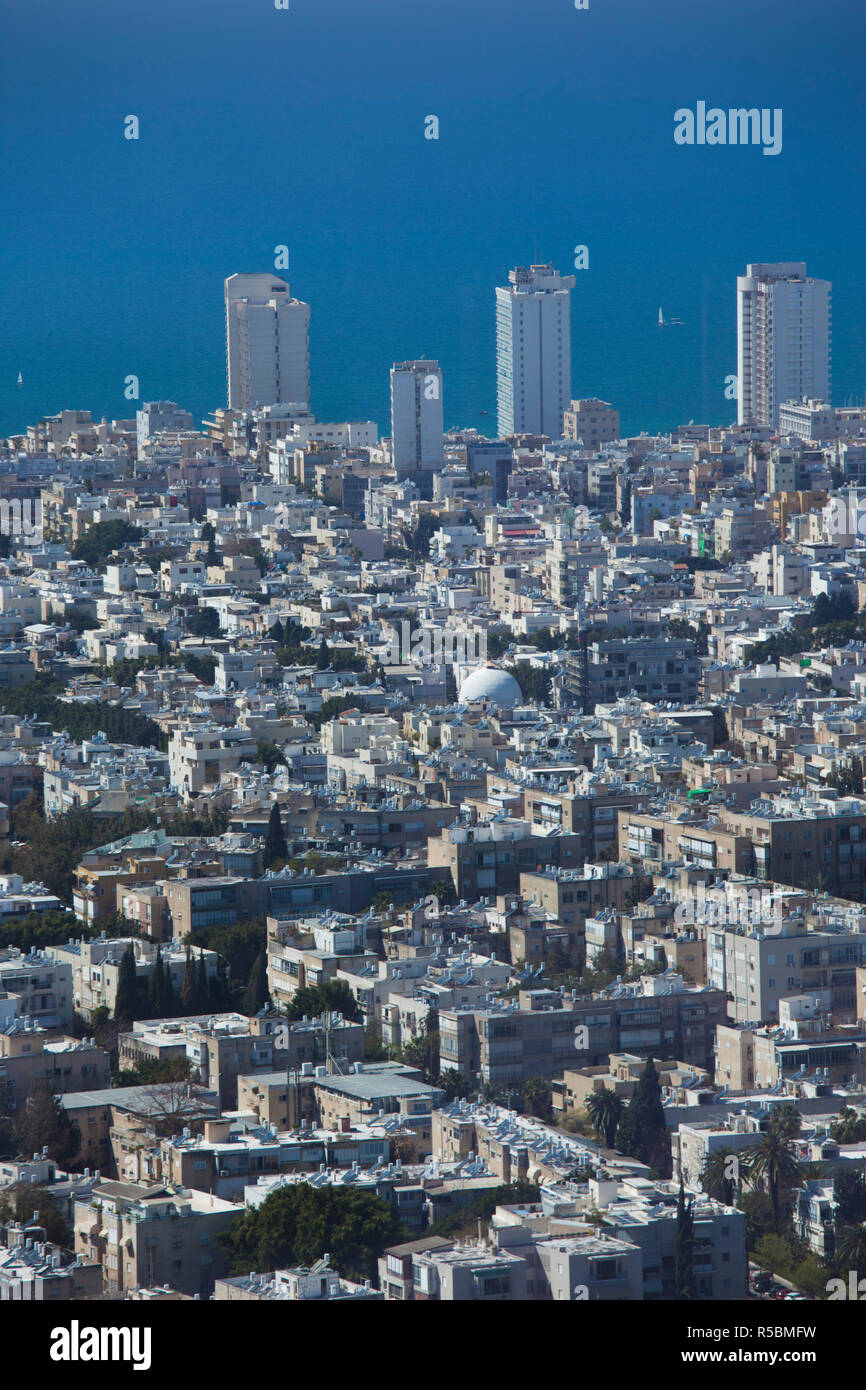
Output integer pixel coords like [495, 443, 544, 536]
[210, 956, 231, 1011]
[114, 944, 139, 1026]
[161, 960, 177, 1016]
[148, 948, 164, 1017]
[195, 953, 209, 1012]
[242, 950, 269, 1016]
[316, 635, 330, 670]
[675, 1178, 695, 1299]
[180, 944, 196, 1013]
[264, 801, 287, 868]
[615, 1057, 672, 1177]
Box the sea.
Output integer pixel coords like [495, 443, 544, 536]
[1, 0, 865, 442]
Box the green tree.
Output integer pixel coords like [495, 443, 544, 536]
[743, 1128, 801, 1232]
[833, 1166, 866, 1228]
[831, 1106, 866, 1145]
[835, 1223, 866, 1279]
[195, 953, 209, 1012]
[264, 802, 287, 868]
[699, 1149, 741, 1206]
[398, 1021, 439, 1084]
[71, 520, 143, 569]
[364, 1021, 389, 1062]
[218, 1184, 407, 1283]
[114, 943, 139, 1026]
[768, 1102, 802, 1142]
[242, 951, 269, 1016]
[283, 980, 361, 1024]
[14, 1080, 78, 1166]
[615, 1057, 672, 1177]
[316, 636, 330, 670]
[505, 662, 552, 705]
[311, 696, 368, 730]
[180, 944, 196, 1014]
[185, 605, 221, 638]
[160, 957, 176, 1016]
[522, 1076, 553, 1123]
[208, 956, 232, 1012]
[437, 1070, 475, 1102]
[426, 1182, 540, 1239]
[585, 1086, 625, 1149]
[674, 1178, 695, 1299]
[0, 1183, 71, 1245]
[147, 948, 164, 1018]
[257, 741, 287, 776]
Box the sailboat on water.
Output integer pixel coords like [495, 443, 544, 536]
[658, 307, 665, 327]
[16, 372, 22, 387]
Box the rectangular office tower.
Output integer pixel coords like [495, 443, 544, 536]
[495, 263, 576, 440]
[390, 360, 444, 476]
[737, 262, 831, 429]
[225, 273, 310, 412]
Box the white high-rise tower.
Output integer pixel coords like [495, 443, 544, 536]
[390, 359, 444, 476]
[737, 262, 831, 428]
[225, 273, 310, 411]
[495, 263, 576, 439]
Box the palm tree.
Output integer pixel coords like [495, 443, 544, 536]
[834, 1223, 866, 1279]
[743, 1130, 801, 1232]
[585, 1086, 625, 1149]
[699, 1149, 742, 1205]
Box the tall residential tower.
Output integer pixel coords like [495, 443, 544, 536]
[390, 359, 444, 478]
[495, 263, 576, 439]
[736, 262, 831, 429]
[224, 273, 310, 412]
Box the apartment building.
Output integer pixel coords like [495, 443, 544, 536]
[215, 1264, 383, 1301]
[0, 949, 73, 1029]
[706, 921, 866, 1024]
[567, 637, 699, 711]
[567, 975, 726, 1070]
[408, 1241, 528, 1301]
[168, 725, 258, 798]
[73, 1179, 236, 1298]
[0, 1019, 109, 1114]
[603, 1187, 747, 1299]
[60, 1085, 220, 1175]
[427, 817, 582, 902]
[518, 865, 651, 958]
[563, 398, 620, 451]
[131, 1117, 390, 1200]
[0, 1234, 102, 1301]
[439, 990, 579, 1087]
[313, 1061, 441, 1138]
[46, 937, 220, 1022]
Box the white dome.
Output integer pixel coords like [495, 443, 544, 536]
[458, 665, 522, 708]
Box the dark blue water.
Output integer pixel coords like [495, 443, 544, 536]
[2, 0, 865, 441]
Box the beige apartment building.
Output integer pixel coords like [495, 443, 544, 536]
[563, 398, 620, 450]
[0, 1021, 109, 1113]
[74, 1180, 236, 1298]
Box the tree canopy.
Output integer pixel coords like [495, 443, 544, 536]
[218, 1184, 407, 1283]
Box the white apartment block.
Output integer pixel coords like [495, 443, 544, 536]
[225, 273, 310, 412]
[390, 360, 444, 475]
[136, 401, 194, 455]
[737, 262, 831, 428]
[168, 724, 258, 798]
[496, 264, 576, 439]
